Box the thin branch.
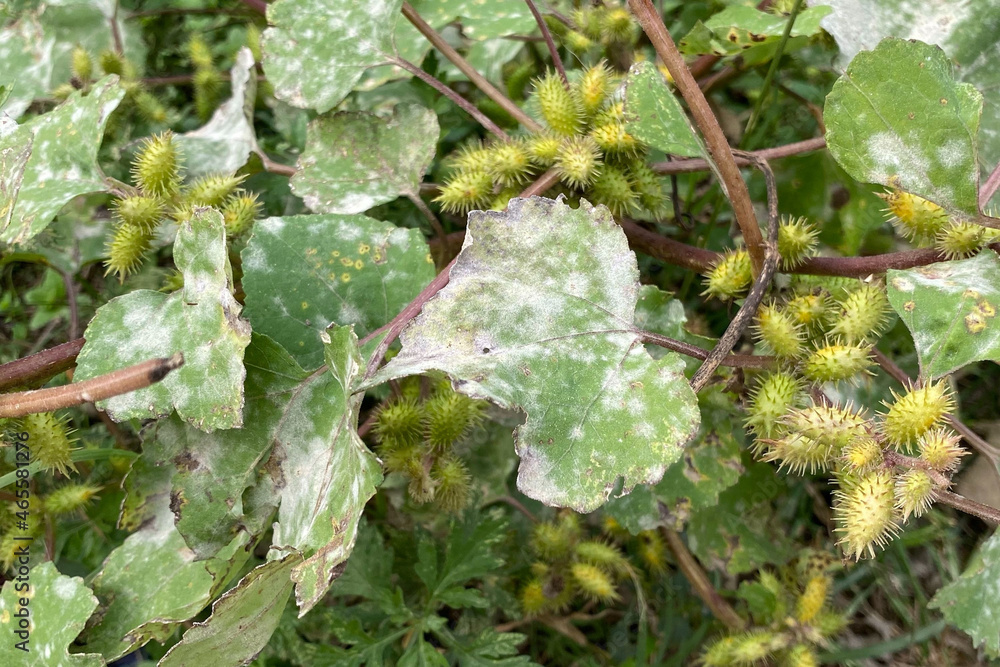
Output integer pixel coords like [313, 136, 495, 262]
[628, 0, 765, 276]
[391, 56, 509, 139]
[0, 339, 85, 393]
[407, 192, 450, 265]
[638, 331, 775, 369]
[872, 348, 1000, 460]
[620, 219, 718, 273]
[690, 154, 780, 391]
[259, 152, 296, 177]
[238, 0, 268, 14]
[661, 527, 746, 630]
[933, 489, 1000, 525]
[0, 353, 184, 418]
[401, 2, 542, 132]
[520, 169, 560, 198]
[110, 1, 124, 54]
[56, 268, 79, 340]
[524, 0, 568, 86]
[981, 161, 1000, 210]
[650, 137, 826, 174]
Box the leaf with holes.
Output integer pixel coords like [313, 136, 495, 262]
[0, 562, 104, 667]
[241, 213, 435, 370]
[263, 0, 403, 113]
[824, 38, 982, 218]
[0, 76, 124, 244]
[887, 252, 1000, 378]
[292, 104, 439, 214]
[367, 196, 701, 512]
[268, 325, 383, 615]
[75, 208, 251, 431]
[624, 61, 704, 159]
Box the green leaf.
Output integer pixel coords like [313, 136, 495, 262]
[80, 477, 251, 661]
[441, 628, 536, 667]
[176, 47, 260, 179]
[399, 636, 450, 667]
[623, 61, 704, 159]
[75, 208, 251, 431]
[134, 335, 313, 559]
[158, 555, 301, 667]
[409, 0, 536, 41]
[263, 0, 403, 113]
[416, 510, 506, 602]
[0, 562, 104, 667]
[678, 5, 831, 65]
[886, 252, 1000, 378]
[685, 462, 794, 575]
[820, 1, 1000, 184]
[0, 76, 124, 245]
[369, 197, 701, 512]
[268, 325, 383, 615]
[241, 213, 435, 370]
[291, 104, 439, 214]
[930, 529, 1000, 654]
[330, 520, 408, 618]
[824, 38, 982, 218]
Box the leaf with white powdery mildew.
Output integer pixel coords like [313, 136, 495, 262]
[75, 208, 251, 431]
[367, 196, 701, 512]
[0, 76, 124, 245]
[158, 555, 301, 667]
[624, 61, 704, 159]
[263, 0, 403, 113]
[268, 325, 383, 615]
[241, 213, 435, 370]
[824, 38, 982, 218]
[0, 562, 104, 666]
[887, 252, 1000, 378]
[176, 47, 260, 178]
[931, 529, 1000, 654]
[292, 104, 439, 214]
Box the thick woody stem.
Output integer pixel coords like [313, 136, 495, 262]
[0, 339, 85, 393]
[628, 0, 765, 276]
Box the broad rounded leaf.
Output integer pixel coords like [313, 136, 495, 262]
[176, 47, 260, 178]
[292, 104, 439, 214]
[930, 529, 1000, 654]
[624, 61, 704, 159]
[887, 251, 1000, 378]
[370, 197, 701, 512]
[159, 555, 300, 667]
[75, 208, 251, 431]
[409, 0, 535, 41]
[824, 38, 982, 217]
[0, 562, 104, 666]
[263, 0, 402, 112]
[269, 325, 383, 615]
[0, 76, 124, 244]
[241, 213, 435, 369]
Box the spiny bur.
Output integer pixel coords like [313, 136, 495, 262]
[105, 223, 154, 281]
[44, 484, 101, 516]
[702, 249, 752, 300]
[753, 303, 805, 359]
[918, 428, 966, 472]
[841, 436, 884, 473]
[424, 389, 484, 451]
[113, 194, 165, 233]
[554, 135, 602, 188]
[431, 456, 472, 511]
[936, 221, 985, 260]
[802, 342, 873, 383]
[638, 531, 667, 574]
[222, 191, 262, 237]
[373, 397, 424, 448]
[879, 188, 949, 245]
[745, 371, 802, 439]
[574, 541, 630, 579]
[777, 216, 819, 269]
[795, 574, 829, 624]
[780, 403, 868, 452]
[184, 173, 246, 207]
[577, 62, 613, 117]
[71, 46, 93, 82]
[570, 562, 619, 602]
[589, 165, 638, 216]
[785, 292, 830, 332]
[525, 134, 562, 167]
[827, 283, 890, 344]
[485, 140, 533, 186]
[21, 412, 77, 476]
[434, 170, 493, 214]
[761, 433, 835, 475]
[132, 132, 182, 198]
[894, 469, 935, 520]
[880, 380, 954, 449]
[534, 71, 583, 136]
[834, 470, 898, 559]
[600, 6, 637, 44]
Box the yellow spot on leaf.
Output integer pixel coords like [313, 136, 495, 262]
[359, 243, 370, 254]
[340, 257, 353, 266]
[904, 300, 915, 312]
[966, 311, 987, 333]
[341, 273, 351, 282]
[301, 301, 309, 310]
[354, 259, 364, 270]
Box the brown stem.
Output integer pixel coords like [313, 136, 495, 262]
[110, 1, 124, 54]
[524, 0, 568, 87]
[391, 56, 509, 139]
[259, 153, 296, 177]
[143, 72, 241, 87]
[661, 527, 745, 630]
[933, 489, 1000, 524]
[0, 353, 184, 418]
[690, 154, 780, 391]
[638, 331, 775, 369]
[620, 220, 718, 273]
[407, 192, 449, 266]
[883, 449, 952, 488]
[628, 0, 765, 276]
[981, 161, 1000, 210]
[401, 2, 542, 132]
[56, 268, 79, 341]
[0, 339, 85, 393]
[650, 137, 826, 174]
[871, 348, 1000, 460]
[520, 169, 560, 198]
[238, 0, 268, 13]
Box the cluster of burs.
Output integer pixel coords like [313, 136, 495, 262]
[372, 378, 487, 511]
[703, 209, 968, 562]
[701, 551, 846, 667]
[434, 6, 670, 219]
